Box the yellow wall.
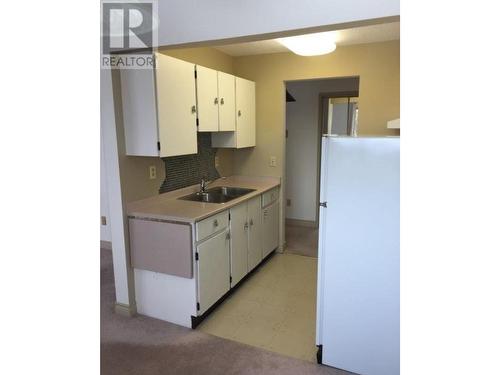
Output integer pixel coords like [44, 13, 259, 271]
[230, 40, 399, 246]
[161, 47, 233, 75]
[113, 40, 399, 207]
[231, 40, 400, 179]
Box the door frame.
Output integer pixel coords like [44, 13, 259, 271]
[314, 90, 359, 225]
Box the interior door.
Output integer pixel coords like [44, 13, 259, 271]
[247, 196, 262, 271]
[196, 65, 219, 132]
[217, 72, 236, 131]
[235, 77, 256, 148]
[229, 203, 248, 286]
[155, 54, 198, 157]
[197, 229, 230, 315]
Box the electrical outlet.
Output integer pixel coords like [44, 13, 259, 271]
[215, 156, 220, 168]
[101, 216, 107, 225]
[286, 199, 291, 207]
[149, 166, 157, 179]
[270, 156, 277, 167]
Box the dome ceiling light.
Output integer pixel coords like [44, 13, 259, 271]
[276, 31, 337, 56]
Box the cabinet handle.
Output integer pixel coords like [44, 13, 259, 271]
[238, 110, 241, 117]
[214, 97, 218, 105]
[214, 219, 219, 227]
[244, 222, 249, 230]
[191, 105, 196, 114]
[226, 232, 230, 240]
[249, 219, 254, 226]
[220, 98, 225, 105]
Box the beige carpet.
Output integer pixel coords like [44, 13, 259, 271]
[285, 224, 319, 258]
[101, 248, 352, 375]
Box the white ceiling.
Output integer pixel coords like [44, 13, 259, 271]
[214, 22, 399, 57]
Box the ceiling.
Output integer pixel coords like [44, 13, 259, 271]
[214, 22, 399, 57]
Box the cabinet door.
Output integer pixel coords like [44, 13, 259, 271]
[229, 203, 248, 287]
[155, 54, 198, 157]
[247, 196, 262, 271]
[197, 229, 230, 315]
[262, 200, 279, 258]
[218, 72, 236, 131]
[120, 67, 159, 156]
[235, 77, 256, 148]
[196, 65, 219, 132]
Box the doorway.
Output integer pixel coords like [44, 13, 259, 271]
[284, 77, 360, 257]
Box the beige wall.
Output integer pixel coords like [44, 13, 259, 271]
[231, 40, 400, 178]
[230, 40, 400, 246]
[113, 40, 399, 211]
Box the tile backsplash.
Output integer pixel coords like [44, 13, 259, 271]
[159, 133, 220, 193]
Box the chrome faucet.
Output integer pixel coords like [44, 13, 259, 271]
[200, 177, 212, 193]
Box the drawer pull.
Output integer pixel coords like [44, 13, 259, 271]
[214, 219, 219, 227]
[244, 222, 249, 230]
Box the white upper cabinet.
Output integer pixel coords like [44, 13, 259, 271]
[120, 67, 159, 157]
[156, 54, 198, 157]
[120, 53, 198, 157]
[235, 77, 256, 147]
[195, 65, 219, 132]
[217, 71, 236, 131]
[195, 67, 236, 132]
[212, 76, 256, 148]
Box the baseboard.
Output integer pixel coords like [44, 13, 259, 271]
[100, 240, 112, 250]
[280, 241, 287, 252]
[114, 302, 136, 317]
[286, 218, 317, 228]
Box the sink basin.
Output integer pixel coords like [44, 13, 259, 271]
[178, 186, 256, 203]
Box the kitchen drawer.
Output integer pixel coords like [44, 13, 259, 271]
[262, 187, 279, 207]
[196, 210, 229, 242]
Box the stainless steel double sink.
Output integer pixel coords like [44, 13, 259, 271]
[178, 186, 256, 204]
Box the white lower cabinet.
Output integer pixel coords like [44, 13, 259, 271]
[247, 197, 262, 271]
[196, 229, 230, 315]
[196, 189, 278, 315]
[262, 199, 279, 258]
[131, 186, 280, 328]
[229, 203, 248, 286]
[229, 196, 262, 287]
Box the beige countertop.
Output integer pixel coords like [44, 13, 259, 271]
[127, 175, 281, 223]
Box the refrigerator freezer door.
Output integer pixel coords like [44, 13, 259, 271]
[317, 137, 400, 375]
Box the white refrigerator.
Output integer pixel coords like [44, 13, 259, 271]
[316, 136, 400, 375]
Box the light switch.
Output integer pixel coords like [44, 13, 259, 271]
[149, 166, 157, 179]
[270, 156, 277, 167]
